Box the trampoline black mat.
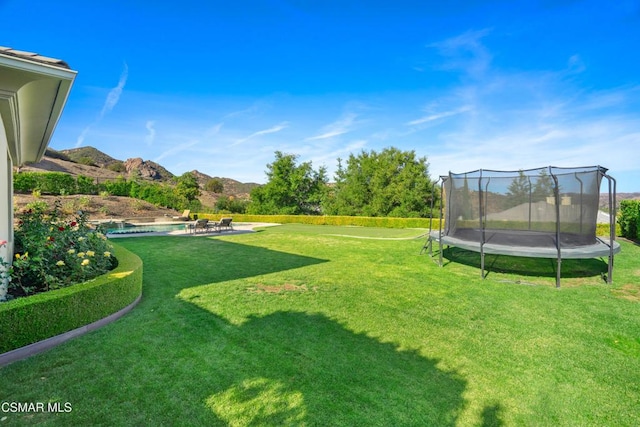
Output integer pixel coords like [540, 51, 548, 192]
[429, 229, 620, 259]
[450, 228, 595, 248]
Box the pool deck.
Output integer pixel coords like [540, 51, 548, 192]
[106, 221, 280, 238]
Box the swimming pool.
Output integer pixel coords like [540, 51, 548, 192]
[105, 222, 189, 235]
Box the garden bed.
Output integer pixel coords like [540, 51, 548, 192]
[0, 242, 143, 359]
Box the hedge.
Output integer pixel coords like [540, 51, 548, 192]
[0, 242, 143, 353]
[197, 213, 440, 229]
[619, 200, 640, 240]
[198, 213, 621, 237]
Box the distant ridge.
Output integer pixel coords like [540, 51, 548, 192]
[24, 147, 259, 199]
[60, 147, 119, 168]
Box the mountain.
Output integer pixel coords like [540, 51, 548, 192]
[59, 147, 120, 168]
[190, 170, 258, 197]
[20, 147, 260, 200]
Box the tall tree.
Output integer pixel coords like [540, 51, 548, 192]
[506, 170, 531, 207]
[248, 151, 328, 215]
[175, 172, 201, 201]
[532, 168, 555, 202]
[324, 147, 437, 217]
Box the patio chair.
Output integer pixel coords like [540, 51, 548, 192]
[172, 209, 191, 221]
[218, 217, 233, 232]
[205, 217, 233, 233]
[193, 218, 209, 234]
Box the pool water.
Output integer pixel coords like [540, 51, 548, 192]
[105, 223, 188, 235]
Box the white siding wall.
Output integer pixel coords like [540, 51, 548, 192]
[0, 124, 11, 262]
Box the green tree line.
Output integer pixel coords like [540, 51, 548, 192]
[14, 171, 202, 212]
[14, 146, 441, 218]
[248, 147, 440, 218]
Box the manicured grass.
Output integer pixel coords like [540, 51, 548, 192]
[1, 225, 639, 426]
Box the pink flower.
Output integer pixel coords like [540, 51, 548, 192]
[0, 240, 6, 247]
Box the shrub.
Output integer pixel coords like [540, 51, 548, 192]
[619, 200, 640, 240]
[13, 172, 38, 193]
[9, 201, 115, 299]
[130, 199, 149, 212]
[13, 171, 77, 195]
[204, 178, 224, 193]
[77, 156, 96, 166]
[0, 242, 142, 353]
[101, 176, 132, 196]
[44, 148, 71, 161]
[106, 161, 126, 173]
[76, 175, 98, 194]
[216, 196, 248, 214]
[77, 195, 93, 208]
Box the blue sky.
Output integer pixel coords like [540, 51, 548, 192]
[3, 0, 640, 191]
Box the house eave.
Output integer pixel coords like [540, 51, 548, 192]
[0, 50, 77, 166]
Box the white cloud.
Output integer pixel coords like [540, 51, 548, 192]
[306, 112, 358, 141]
[74, 127, 90, 148]
[406, 105, 473, 126]
[428, 29, 493, 79]
[153, 140, 201, 163]
[144, 121, 156, 146]
[99, 63, 129, 119]
[233, 122, 289, 146]
[75, 63, 129, 148]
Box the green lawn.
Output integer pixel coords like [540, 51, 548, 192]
[1, 224, 639, 426]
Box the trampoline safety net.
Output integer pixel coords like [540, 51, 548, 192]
[443, 166, 607, 249]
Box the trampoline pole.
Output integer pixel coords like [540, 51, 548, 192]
[551, 170, 562, 288]
[424, 177, 441, 257]
[426, 183, 434, 256]
[439, 177, 446, 266]
[575, 173, 584, 234]
[479, 171, 485, 279]
[528, 176, 532, 230]
[605, 172, 616, 283]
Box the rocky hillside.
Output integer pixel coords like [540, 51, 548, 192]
[20, 147, 259, 198]
[59, 146, 120, 168]
[15, 147, 260, 216]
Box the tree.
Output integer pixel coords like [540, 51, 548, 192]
[506, 170, 531, 207]
[248, 151, 328, 215]
[323, 147, 437, 217]
[175, 172, 200, 202]
[532, 168, 555, 202]
[216, 195, 249, 213]
[204, 178, 224, 193]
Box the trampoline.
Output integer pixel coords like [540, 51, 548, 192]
[426, 166, 620, 287]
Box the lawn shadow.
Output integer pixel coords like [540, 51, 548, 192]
[440, 246, 609, 280]
[185, 309, 467, 425]
[120, 236, 467, 425]
[119, 236, 329, 298]
[480, 403, 505, 426]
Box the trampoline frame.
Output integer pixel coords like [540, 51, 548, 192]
[425, 166, 620, 287]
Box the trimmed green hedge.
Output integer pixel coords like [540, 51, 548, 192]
[197, 213, 440, 229]
[197, 213, 620, 236]
[13, 171, 95, 195]
[0, 242, 143, 353]
[596, 222, 621, 237]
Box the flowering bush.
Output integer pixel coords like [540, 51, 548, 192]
[8, 201, 116, 300]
